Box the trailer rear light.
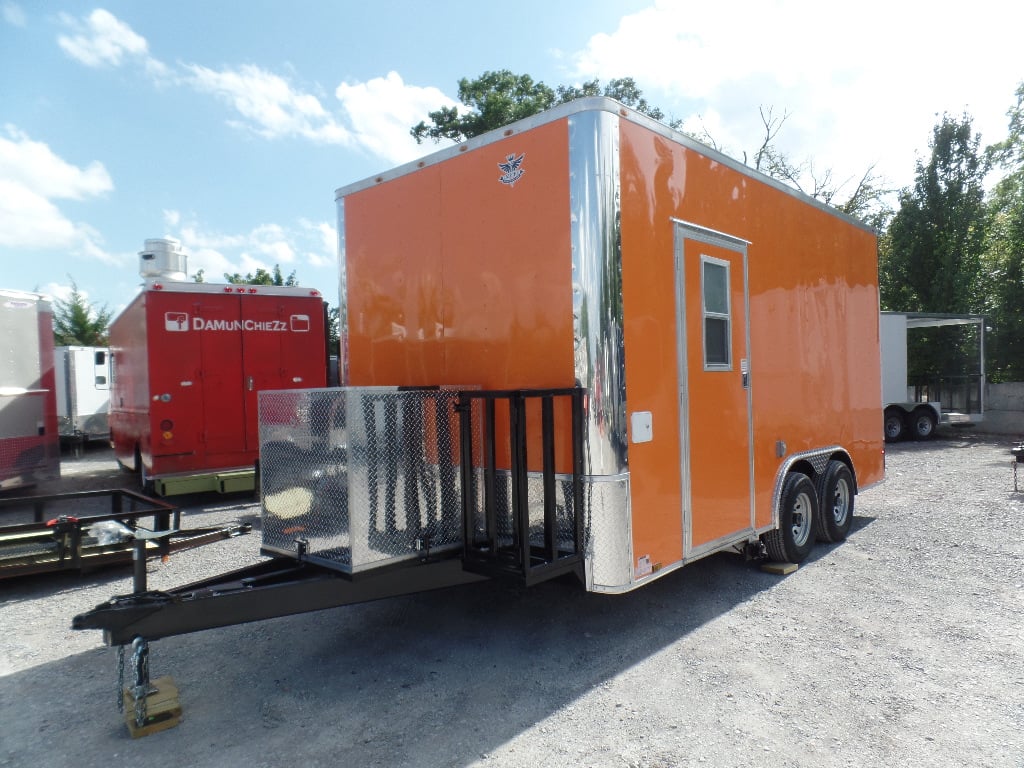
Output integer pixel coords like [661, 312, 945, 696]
[160, 419, 174, 440]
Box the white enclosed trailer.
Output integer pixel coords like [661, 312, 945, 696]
[0, 289, 60, 490]
[880, 312, 985, 442]
[54, 345, 111, 447]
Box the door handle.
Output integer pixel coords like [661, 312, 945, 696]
[247, 376, 254, 391]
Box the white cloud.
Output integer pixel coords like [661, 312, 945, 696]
[570, 0, 1024, 192]
[0, 127, 120, 265]
[183, 65, 455, 163]
[38, 282, 76, 303]
[57, 8, 149, 68]
[0, 125, 113, 200]
[2, 2, 25, 27]
[165, 214, 336, 288]
[53, 11, 451, 167]
[184, 63, 351, 144]
[0, 178, 77, 248]
[335, 71, 459, 165]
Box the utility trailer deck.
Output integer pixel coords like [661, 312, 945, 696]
[0, 488, 251, 580]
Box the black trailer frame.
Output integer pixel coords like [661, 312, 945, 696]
[73, 388, 586, 646]
[0, 488, 250, 580]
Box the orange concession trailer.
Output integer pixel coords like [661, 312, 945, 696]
[73, 98, 886, 671]
[334, 97, 884, 592]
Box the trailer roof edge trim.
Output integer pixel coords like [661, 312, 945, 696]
[881, 311, 986, 328]
[0, 288, 52, 306]
[132, 279, 324, 299]
[334, 96, 876, 235]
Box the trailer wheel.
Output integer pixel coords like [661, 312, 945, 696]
[883, 408, 906, 443]
[910, 407, 937, 440]
[814, 460, 855, 543]
[763, 472, 818, 564]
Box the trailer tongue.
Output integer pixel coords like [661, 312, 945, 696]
[73, 386, 585, 645]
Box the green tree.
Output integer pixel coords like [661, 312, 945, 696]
[411, 71, 680, 144]
[880, 113, 988, 314]
[980, 82, 1024, 381]
[223, 265, 298, 286]
[52, 280, 112, 346]
[879, 113, 989, 385]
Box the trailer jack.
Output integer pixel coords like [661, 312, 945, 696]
[117, 636, 182, 738]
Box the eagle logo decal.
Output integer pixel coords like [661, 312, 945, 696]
[498, 152, 525, 186]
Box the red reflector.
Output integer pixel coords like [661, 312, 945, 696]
[160, 419, 173, 431]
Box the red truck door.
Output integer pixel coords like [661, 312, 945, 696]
[147, 293, 211, 464]
[240, 296, 323, 450]
[193, 293, 247, 456]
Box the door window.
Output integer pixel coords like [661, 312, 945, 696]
[701, 257, 731, 369]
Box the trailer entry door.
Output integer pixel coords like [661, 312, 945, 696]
[674, 222, 754, 556]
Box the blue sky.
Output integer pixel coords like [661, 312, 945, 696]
[2, 1, 1022, 317]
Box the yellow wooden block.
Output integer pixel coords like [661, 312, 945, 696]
[761, 561, 798, 575]
[122, 675, 182, 738]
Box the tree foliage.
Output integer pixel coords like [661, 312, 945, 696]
[979, 83, 1024, 381]
[52, 280, 112, 346]
[193, 264, 298, 286]
[224, 265, 298, 286]
[410, 71, 680, 144]
[879, 113, 988, 314]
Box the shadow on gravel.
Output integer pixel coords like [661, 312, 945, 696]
[0, 543, 805, 768]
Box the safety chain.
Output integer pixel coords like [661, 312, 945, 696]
[116, 644, 125, 714]
[130, 637, 150, 727]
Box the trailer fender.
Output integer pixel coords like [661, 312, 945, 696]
[768, 447, 857, 547]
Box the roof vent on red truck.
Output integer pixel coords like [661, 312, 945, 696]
[139, 238, 187, 281]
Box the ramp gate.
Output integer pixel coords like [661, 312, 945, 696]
[456, 388, 584, 585]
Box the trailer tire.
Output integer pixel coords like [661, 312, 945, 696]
[884, 408, 906, 443]
[910, 407, 937, 441]
[814, 460, 855, 543]
[763, 472, 818, 564]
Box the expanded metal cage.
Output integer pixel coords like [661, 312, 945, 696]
[259, 387, 588, 580]
[259, 388, 469, 572]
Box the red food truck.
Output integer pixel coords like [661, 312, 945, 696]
[108, 239, 329, 496]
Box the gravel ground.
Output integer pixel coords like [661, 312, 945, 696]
[1, 435, 1022, 768]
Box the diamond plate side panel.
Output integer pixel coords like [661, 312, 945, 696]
[583, 473, 632, 592]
